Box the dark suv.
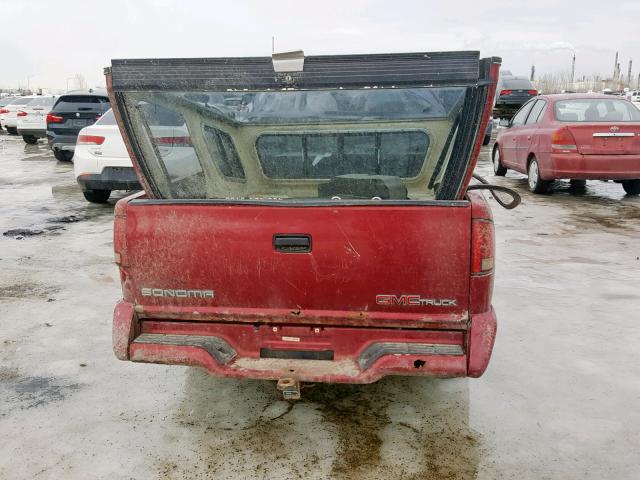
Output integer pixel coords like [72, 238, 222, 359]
[493, 76, 537, 118]
[46, 89, 110, 161]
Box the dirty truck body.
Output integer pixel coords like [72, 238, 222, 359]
[108, 51, 500, 384]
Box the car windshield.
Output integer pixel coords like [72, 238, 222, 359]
[555, 98, 640, 122]
[53, 95, 110, 112]
[121, 87, 469, 201]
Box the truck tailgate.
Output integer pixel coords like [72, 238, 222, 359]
[121, 201, 471, 328]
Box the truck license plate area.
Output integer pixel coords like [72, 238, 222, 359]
[260, 348, 334, 361]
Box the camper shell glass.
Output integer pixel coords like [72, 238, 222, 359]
[109, 52, 496, 201]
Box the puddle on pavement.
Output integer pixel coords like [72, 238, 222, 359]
[0, 372, 81, 416]
[148, 370, 483, 480]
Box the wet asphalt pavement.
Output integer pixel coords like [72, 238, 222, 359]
[0, 130, 639, 480]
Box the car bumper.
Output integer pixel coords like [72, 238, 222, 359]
[47, 133, 77, 151]
[544, 153, 640, 180]
[112, 300, 497, 383]
[77, 167, 141, 191]
[17, 128, 46, 138]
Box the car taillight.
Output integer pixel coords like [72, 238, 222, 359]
[551, 127, 577, 153]
[471, 220, 495, 274]
[500, 90, 512, 96]
[155, 136, 192, 146]
[17, 110, 27, 117]
[528, 89, 538, 95]
[46, 113, 63, 123]
[77, 135, 105, 145]
[0, 108, 9, 114]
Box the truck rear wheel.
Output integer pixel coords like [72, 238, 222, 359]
[622, 179, 640, 195]
[82, 189, 111, 203]
[22, 135, 38, 145]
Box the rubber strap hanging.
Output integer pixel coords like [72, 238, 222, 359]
[467, 173, 521, 209]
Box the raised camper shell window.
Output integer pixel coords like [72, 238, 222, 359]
[117, 86, 472, 201]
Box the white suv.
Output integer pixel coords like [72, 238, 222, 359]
[73, 109, 141, 203]
[17, 95, 57, 144]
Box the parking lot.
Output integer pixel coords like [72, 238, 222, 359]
[1, 130, 639, 479]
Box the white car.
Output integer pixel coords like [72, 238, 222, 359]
[16, 95, 57, 144]
[0, 96, 36, 134]
[74, 108, 199, 203]
[0, 96, 22, 131]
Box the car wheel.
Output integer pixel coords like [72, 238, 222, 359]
[622, 179, 640, 195]
[6, 127, 18, 135]
[482, 134, 491, 146]
[22, 135, 38, 145]
[492, 144, 507, 176]
[527, 157, 550, 193]
[82, 189, 111, 203]
[53, 149, 74, 162]
[569, 179, 587, 192]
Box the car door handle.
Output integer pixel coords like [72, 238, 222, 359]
[527, 136, 531, 140]
[273, 234, 312, 253]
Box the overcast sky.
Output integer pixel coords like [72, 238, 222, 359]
[1, 0, 639, 90]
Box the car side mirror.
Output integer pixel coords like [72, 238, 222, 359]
[499, 118, 511, 127]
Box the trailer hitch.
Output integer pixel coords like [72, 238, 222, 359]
[276, 378, 301, 400]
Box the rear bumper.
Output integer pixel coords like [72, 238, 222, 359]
[112, 300, 497, 383]
[77, 167, 141, 192]
[46, 133, 77, 151]
[17, 128, 46, 138]
[543, 152, 640, 180]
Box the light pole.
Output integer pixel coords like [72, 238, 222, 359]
[27, 75, 36, 92]
[66, 77, 75, 92]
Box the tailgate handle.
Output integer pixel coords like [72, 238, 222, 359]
[273, 234, 312, 253]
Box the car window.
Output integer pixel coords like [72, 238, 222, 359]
[500, 78, 534, 90]
[25, 97, 56, 107]
[555, 99, 640, 122]
[11, 97, 34, 106]
[511, 101, 535, 126]
[96, 109, 117, 125]
[525, 100, 546, 125]
[0, 97, 19, 107]
[53, 95, 110, 113]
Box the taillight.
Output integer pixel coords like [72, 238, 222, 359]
[0, 108, 9, 114]
[46, 113, 63, 123]
[77, 135, 105, 145]
[500, 90, 512, 96]
[17, 110, 27, 117]
[471, 220, 495, 274]
[528, 89, 538, 95]
[155, 136, 192, 146]
[551, 127, 577, 153]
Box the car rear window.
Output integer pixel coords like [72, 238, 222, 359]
[555, 99, 640, 122]
[11, 97, 33, 106]
[500, 78, 534, 89]
[0, 97, 19, 107]
[53, 95, 110, 113]
[26, 96, 56, 107]
[96, 109, 117, 125]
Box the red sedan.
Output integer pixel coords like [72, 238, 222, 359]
[492, 94, 640, 194]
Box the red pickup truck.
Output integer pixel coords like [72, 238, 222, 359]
[107, 51, 501, 398]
